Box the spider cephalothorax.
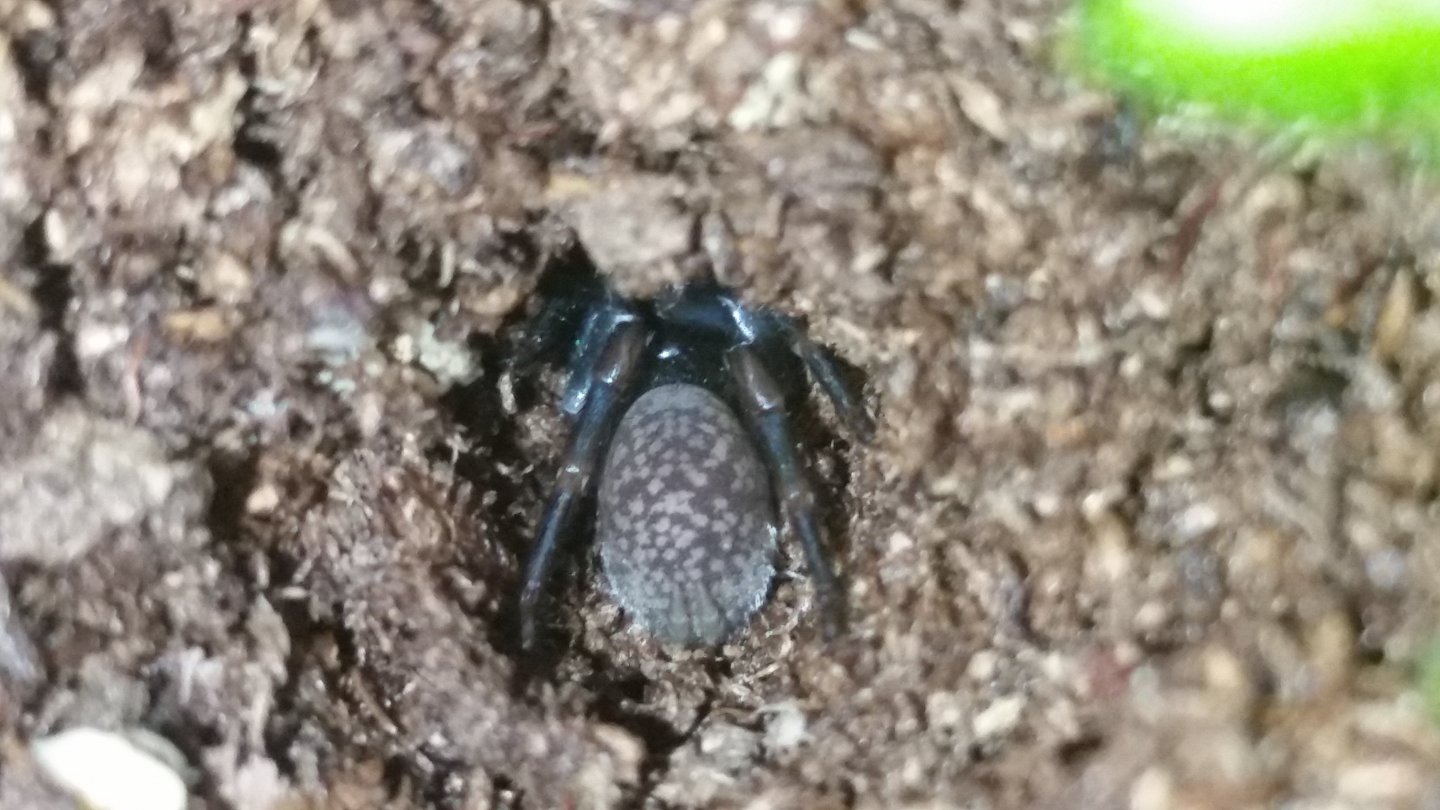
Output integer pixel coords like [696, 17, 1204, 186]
[515, 276, 872, 648]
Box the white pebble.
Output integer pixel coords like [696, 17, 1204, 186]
[1129, 767, 1173, 810]
[762, 702, 810, 754]
[967, 650, 1000, 682]
[971, 694, 1025, 739]
[924, 691, 967, 732]
[31, 727, 188, 810]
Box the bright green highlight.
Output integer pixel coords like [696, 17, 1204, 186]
[1074, 0, 1440, 150]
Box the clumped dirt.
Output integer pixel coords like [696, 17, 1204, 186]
[2, 0, 1440, 808]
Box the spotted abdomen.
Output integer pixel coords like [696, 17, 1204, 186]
[597, 383, 776, 644]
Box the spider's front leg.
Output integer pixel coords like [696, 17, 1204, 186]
[658, 288, 874, 441]
[727, 346, 848, 639]
[519, 319, 647, 649]
[560, 298, 639, 419]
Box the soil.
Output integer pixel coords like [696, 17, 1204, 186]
[2, 0, 1440, 808]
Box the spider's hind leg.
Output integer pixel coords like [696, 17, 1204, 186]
[519, 318, 647, 650]
[766, 314, 874, 442]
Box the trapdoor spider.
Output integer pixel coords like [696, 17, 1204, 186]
[516, 277, 872, 648]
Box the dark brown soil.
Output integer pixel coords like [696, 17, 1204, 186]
[2, 1, 1439, 808]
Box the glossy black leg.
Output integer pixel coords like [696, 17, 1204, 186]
[726, 345, 847, 639]
[519, 320, 647, 649]
[658, 289, 873, 441]
[561, 298, 638, 419]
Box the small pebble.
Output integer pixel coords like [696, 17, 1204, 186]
[967, 650, 1000, 682]
[245, 483, 280, 515]
[1172, 503, 1219, 540]
[42, 208, 77, 265]
[590, 724, 644, 785]
[971, 695, 1025, 740]
[199, 252, 255, 304]
[1372, 268, 1415, 362]
[924, 691, 967, 733]
[1086, 508, 1133, 584]
[1337, 760, 1423, 803]
[761, 702, 810, 754]
[31, 727, 188, 810]
[953, 77, 1010, 142]
[1129, 767, 1173, 810]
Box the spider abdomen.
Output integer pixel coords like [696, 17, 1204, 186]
[597, 383, 777, 644]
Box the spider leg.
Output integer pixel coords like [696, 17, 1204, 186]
[727, 345, 847, 639]
[657, 289, 873, 440]
[512, 289, 638, 421]
[771, 315, 875, 442]
[561, 296, 639, 419]
[519, 319, 647, 649]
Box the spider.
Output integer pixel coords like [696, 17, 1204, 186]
[514, 274, 873, 649]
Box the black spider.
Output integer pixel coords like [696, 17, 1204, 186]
[514, 274, 872, 648]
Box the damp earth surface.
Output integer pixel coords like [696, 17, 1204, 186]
[2, 0, 1440, 808]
